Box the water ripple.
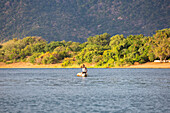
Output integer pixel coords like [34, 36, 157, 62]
[0, 68, 170, 113]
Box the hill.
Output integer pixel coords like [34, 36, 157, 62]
[0, 0, 169, 42]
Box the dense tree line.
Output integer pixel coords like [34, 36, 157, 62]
[0, 28, 169, 67]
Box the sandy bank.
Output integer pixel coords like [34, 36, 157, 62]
[0, 62, 63, 68]
[0, 62, 170, 68]
[128, 62, 170, 68]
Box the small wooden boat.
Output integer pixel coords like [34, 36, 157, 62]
[77, 72, 88, 77]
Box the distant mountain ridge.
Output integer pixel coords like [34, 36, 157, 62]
[0, 0, 169, 42]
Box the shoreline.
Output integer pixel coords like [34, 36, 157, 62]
[0, 62, 170, 69]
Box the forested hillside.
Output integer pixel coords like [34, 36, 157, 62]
[0, 0, 169, 42]
[0, 28, 169, 67]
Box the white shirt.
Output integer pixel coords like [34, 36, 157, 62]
[82, 68, 86, 72]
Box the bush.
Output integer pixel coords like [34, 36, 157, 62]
[58, 51, 69, 60]
[29, 53, 41, 63]
[115, 61, 123, 67]
[41, 56, 48, 64]
[76, 60, 82, 65]
[5, 61, 13, 64]
[97, 60, 104, 66]
[40, 53, 58, 64]
[148, 53, 155, 62]
[21, 58, 26, 62]
[0, 58, 3, 62]
[62, 58, 74, 67]
[106, 59, 115, 67]
[139, 59, 146, 64]
[29, 56, 36, 63]
[92, 55, 102, 63]
[47, 55, 58, 64]
[84, 52, 93, 63]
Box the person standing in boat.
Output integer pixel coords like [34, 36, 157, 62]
[81, 64, 87, 74]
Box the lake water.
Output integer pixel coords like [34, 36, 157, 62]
[0, 68, 170, 113]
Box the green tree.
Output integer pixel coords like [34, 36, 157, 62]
[109, 34, 125, 48]
[87, 33, 111, 46]
[102, 50, 114, 63]
[109, 34, 126, 61]
[92, 55, 102, 63]
[69, 42, 81, 52]
[44, 41, 64, 52]
[151, 28, 170, 61]
[29, 53, 41, 63]
[31, 42, 46, 53]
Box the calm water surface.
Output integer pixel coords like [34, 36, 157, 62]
[0, 68, 170, 113]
